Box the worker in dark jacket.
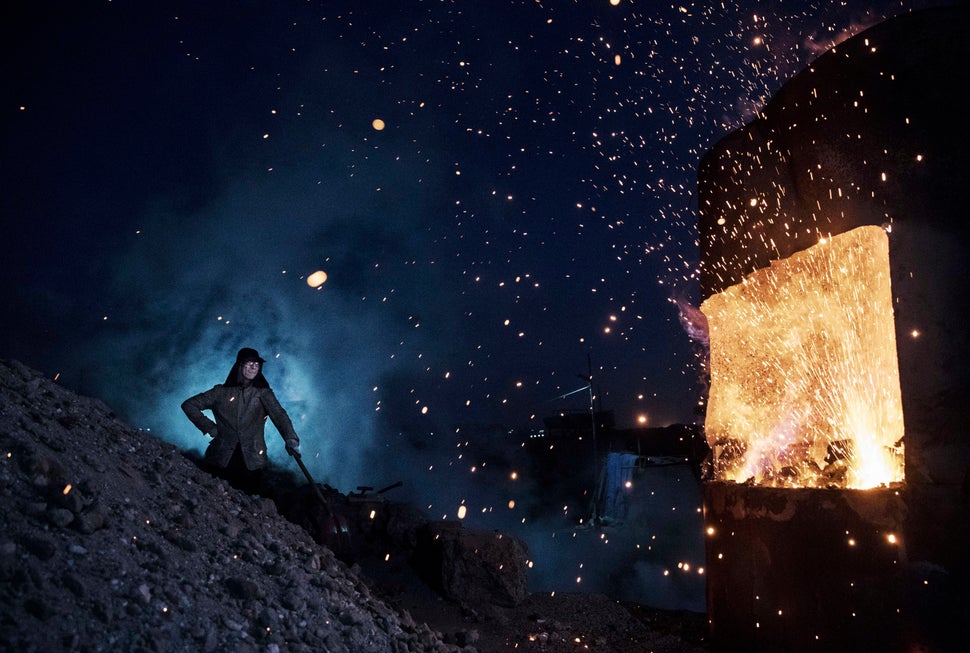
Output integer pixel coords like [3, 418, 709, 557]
[182, 347, 301, 494]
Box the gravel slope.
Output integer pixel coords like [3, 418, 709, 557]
[0, 358, 708, 652]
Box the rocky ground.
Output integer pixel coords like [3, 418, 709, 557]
[0, 358, 709, 652]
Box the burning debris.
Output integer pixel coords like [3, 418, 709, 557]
[702, 225, 904, 489]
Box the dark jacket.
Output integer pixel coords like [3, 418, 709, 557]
[181, 383, 300, 470]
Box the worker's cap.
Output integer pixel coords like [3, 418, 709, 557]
[236, 347, 266, 364]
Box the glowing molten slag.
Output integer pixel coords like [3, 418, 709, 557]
[702, 225, 904, 489]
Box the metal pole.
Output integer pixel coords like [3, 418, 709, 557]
[587, 353, 600, 524]
[587, 352, 596, 465]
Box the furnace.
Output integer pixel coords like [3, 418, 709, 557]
[695, 9, 970, 650]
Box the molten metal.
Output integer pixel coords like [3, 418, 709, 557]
[702, 225, 904, 488]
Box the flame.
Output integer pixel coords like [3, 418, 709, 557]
[702, 225, 904, 489]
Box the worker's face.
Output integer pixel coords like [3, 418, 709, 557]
[241, 360, 261, 381]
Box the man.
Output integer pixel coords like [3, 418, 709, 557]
[182, 347, 301, 494]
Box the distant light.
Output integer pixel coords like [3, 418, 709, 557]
[372, 118, 386, 131]
[307, 270, 328, 287]
[457, 505, 467, 519]
[609, 0, 620, 5]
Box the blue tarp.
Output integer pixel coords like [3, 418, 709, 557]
[602, 452, 640, 521]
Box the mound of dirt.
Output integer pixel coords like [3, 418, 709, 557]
[0, 359, 708, 652]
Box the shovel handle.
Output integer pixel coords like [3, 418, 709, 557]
[294, 453, 330, 509]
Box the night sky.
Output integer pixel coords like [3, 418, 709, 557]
[2, 0, 942, 607]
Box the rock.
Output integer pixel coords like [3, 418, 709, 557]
[338, 608, 363, 626]
[225, 576, 262, 600]
[134, 583, 152, 603]
[47, 507, 75, 528]
[223, 616, 245, 631]
[62, 573, 86, 598]
[461, 629, 480, 646]
[54, 485, 85, 514]
[256, 606, 278, 629]
[24, 597, 51, 620]
[24, 501, 47, 517]
[414, 521, 529, 609]
[74, 506, 107, 534]
[21, 534, 56, 560]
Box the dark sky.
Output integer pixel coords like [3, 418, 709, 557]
[0, 0, 941, 605]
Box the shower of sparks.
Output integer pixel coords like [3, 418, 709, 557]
[702, 226, 904, 489]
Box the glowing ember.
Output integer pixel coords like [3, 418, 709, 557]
[306, 270, 328, 288]
[702, 225, 904, 489]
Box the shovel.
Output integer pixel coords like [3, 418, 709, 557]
[291, 452, 353, 558]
